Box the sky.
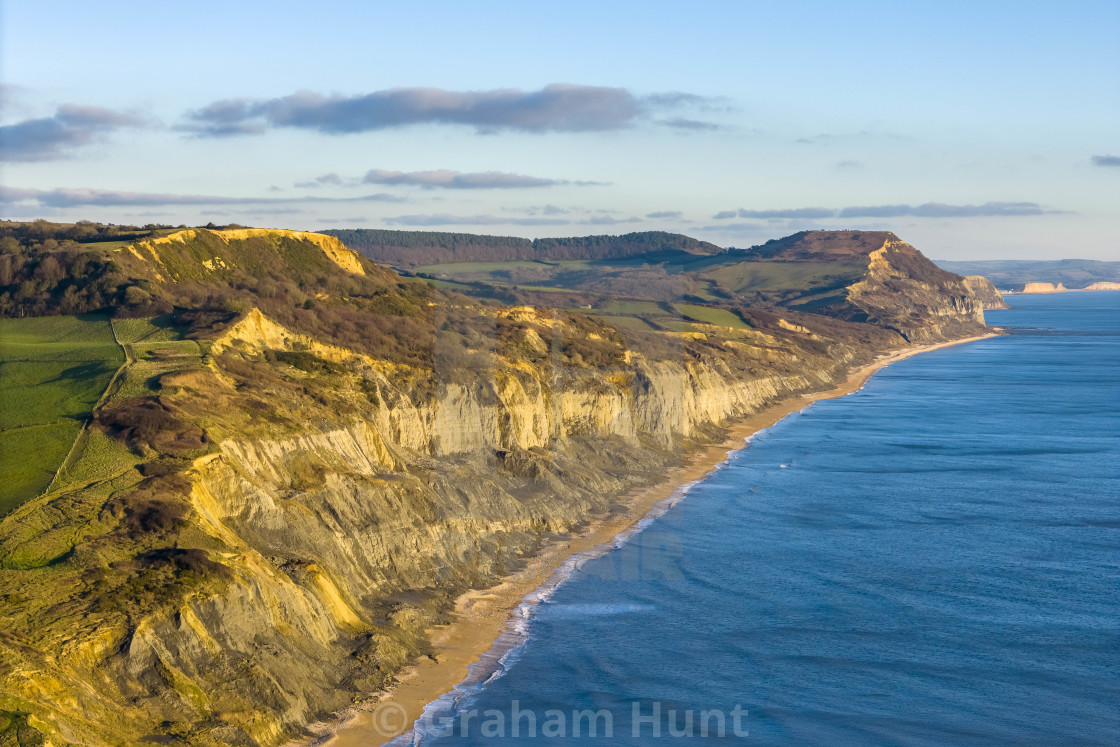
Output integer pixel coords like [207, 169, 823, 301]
[1, 0, 1118, 260]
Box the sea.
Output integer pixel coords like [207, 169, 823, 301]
[393, 291, 1119, 745]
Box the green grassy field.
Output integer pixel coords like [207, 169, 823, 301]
[675, 304, 752, 330]
[651, 318, 697, 333]
[116, 340, 205, 400]
[406, 251, 872, 345]
[412, 251, 869, 313]
[111, 314, 184, 344]
[0, 315, 124, 514]
[423, 277, 476, 291]
[589, 314, 659, 332]
[415, 260, 556, 275]
[701, 260, 867, 295]
[595, 300, 667, 316]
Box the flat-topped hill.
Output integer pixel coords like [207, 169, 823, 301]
[742, 230, 899, 261]
[322, 228, 722, 266]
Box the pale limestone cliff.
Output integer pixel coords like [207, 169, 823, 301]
[962, 275, 1010, 310]
[1021, 281, 1066, 293]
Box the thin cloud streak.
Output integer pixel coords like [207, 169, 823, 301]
[383, 211, 643, 227]
[580, 215, 641, 225]
[295, 173, 346, 188]
[1091, 155, 1120, 167]
[182, 84, 719, 136]
[385, 213, 572, 227]
[837, 202, 1054, 218]
[658, 117, 722, 131]
[713, 207, 836, 219]
[740, 207, 834, 219]
[0, 186, 403, 209]
[710, 202, 1061, 220]
[362, 169, 605, 189]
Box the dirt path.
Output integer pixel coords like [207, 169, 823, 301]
[42, 317, 135, 495]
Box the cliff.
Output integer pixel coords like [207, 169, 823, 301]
[748, 231, 989, 342]
[1019, 281, 1120, 293]
[962, 275, 1010, 309]
[0, 308, 877, 745]
[1022, 281, 1061, 293]
[0, 224, 995, 746]
[933, 258, 1120, 292]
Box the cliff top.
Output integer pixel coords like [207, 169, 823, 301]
[744, 230, 901, 261]
[127, 227, 366, 276]
[322, 228, 722, 266]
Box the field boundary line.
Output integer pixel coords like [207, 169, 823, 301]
[43, 317, 135, 495]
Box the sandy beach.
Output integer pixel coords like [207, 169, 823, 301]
[297, 332, 997, 746]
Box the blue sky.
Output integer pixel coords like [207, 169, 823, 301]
[2, 0, 1118, 259]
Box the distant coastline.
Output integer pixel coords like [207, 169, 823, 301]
[1006, 282, 1120, 295]
[307, 332, 998, 747]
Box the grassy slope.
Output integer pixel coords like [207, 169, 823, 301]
[675, 303, 752, 330]
[111, 315, 205, 401]
[48, 316, 205, 497]
[0, 315, 124, 514]
[406, 250, 868, 337]
[0, 314, 208, 516]
[700, 259, 868, 295]
[410, 247, 866, 299]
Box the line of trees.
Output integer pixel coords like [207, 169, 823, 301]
[322, 229, 723, 266]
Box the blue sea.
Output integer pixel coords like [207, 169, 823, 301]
[400, 292, 1120, 745]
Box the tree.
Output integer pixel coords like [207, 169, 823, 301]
[34, 255, 64, 282]
[124, 285, 152, 305]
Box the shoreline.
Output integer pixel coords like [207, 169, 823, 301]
[1006, 286, 1120, 295]
[298, 332, 997, 747]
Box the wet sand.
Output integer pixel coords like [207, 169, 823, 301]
[296, 333, 997, 746]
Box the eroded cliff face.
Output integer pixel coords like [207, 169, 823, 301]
[844, 237, 989, 343]
[962, 275, 1010, 310]
[742, 231, 991, 343]
[150, 363, 829, 744]
[1021, 281, 1067, 294]
[1, 307, 869, 746]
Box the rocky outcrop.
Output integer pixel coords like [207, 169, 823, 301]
[841, 237, 988, 342]
[1084, 281, 1120, 291]
[962, 275, 1010, 309]
[1021, 281, 1066, 293]
[741, 231, 990, 343]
